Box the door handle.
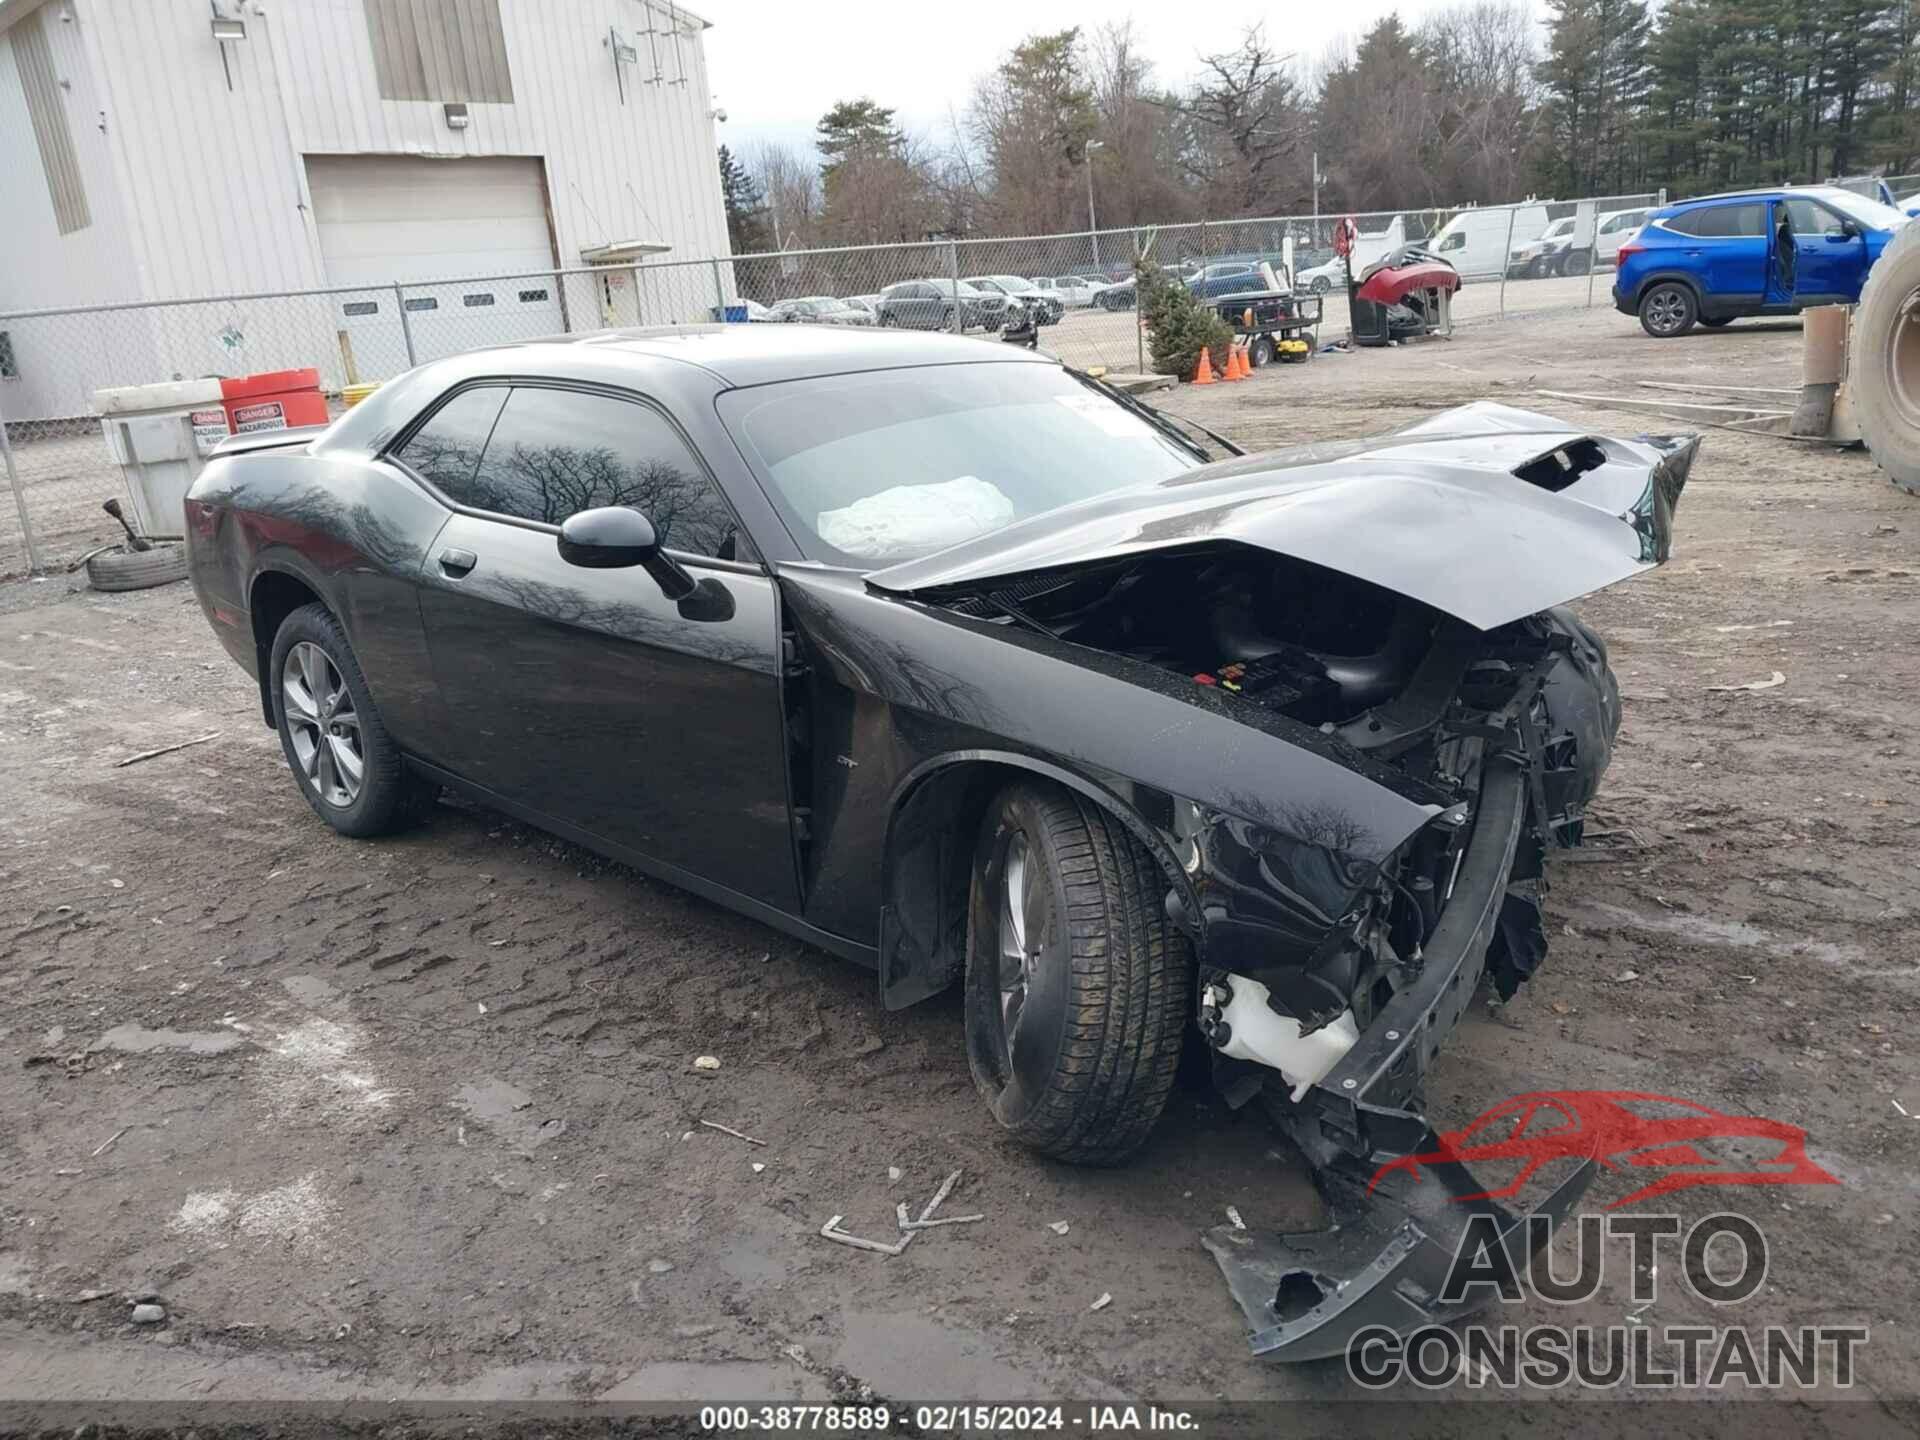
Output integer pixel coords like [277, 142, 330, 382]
[438, 547, 477, 577]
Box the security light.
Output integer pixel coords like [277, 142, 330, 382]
[443, 102, 470, 130]
[210, 16, 247, 40]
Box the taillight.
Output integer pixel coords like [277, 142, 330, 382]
[1616, 243, 1644, 263]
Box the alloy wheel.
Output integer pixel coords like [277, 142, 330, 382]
[1646, 288, 1688, 334]
[282, 641, 364, 808]
[996, 829, 1050, 1071]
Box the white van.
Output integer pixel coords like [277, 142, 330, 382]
[1427, 205, 1550, 279]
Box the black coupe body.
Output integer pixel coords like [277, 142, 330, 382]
[184, 326, 1692, 1358]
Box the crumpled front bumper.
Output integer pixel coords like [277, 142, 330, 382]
[1208, 755, 1600, 1360]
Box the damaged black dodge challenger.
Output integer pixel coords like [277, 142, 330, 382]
[183, 327, 1692, 1360]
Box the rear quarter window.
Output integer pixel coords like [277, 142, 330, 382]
[393, 386, 508, 497]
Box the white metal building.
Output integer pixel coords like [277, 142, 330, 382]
[0, 0, 731, 417]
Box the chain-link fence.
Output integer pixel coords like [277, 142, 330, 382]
[0, 184, 1668, 579]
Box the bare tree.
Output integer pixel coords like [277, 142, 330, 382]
[1160, 25, 1309, 215]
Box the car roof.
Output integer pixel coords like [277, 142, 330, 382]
[1662, 184, 1851, 212]
[317, 326, 1054, 456]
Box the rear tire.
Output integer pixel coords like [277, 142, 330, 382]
[1846, 218, 1920, 495]
[269, 603, 424, 838]
[1638, 281, 1697, 338]
[964, 783, 1191, 1166]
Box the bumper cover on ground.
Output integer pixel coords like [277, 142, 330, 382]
[1203, 1145, 1597, 1361]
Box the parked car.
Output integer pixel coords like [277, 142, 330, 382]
[768, 296, 872, 327]
[1590, 207, 1651, 269]
[1294, 255, 1348, 294]
[844, 294, 884, 320]
[964, 275, 1063, 325]
[1032, 275, 1105, 308]
[1187, 262, 1267, 299]
[875, 279, 1007, 331]
[708, 298, 776, 323]
[1508, 216, 1576, 278]
[181, 326, 1690, 1358]
[1427, 204, 1550, 279]
[1614, 185, 1910, 337]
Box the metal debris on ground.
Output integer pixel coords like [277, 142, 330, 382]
[818, 1168, 979, 1255]
[90, 1126, 130, 1157]
[698, 1119, 765, 1146]
[1089, 1293, 1113, 1312]
[1707, 671, 1787, 693]
[1048, 1221, 1070, 1235]
[113, 732, 221, 769]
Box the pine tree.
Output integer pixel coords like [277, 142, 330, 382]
[717, 145, 770, 255]
[1137, 263, 1232, 380]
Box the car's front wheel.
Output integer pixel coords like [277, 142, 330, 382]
[1638, 281, 1697, 337]
[270, 602, 423, 838]
[1310, 276, 1331, 295]
[964, 782, 1190, 1165]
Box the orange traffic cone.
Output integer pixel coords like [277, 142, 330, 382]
[1221, 344, 1244, 381]
[1231, 344, 1250, 380]
[1192, 349, 1217, 385]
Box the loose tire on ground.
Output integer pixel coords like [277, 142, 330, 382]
[1847, 217, 1920, 496]
[85, 543, 188, 592]
[963, 782, 1190, 1166]
[269, 602, 426, 838]
[1638, 281, 1697, 338]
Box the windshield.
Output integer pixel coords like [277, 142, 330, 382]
[1544, 219, 1574, 238]
[718, 363, 1203, 567]
[991, 275, 1038, 292]
[1821, 189, 1909, 231]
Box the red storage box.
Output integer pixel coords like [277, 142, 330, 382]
[219, 368, 328, 434]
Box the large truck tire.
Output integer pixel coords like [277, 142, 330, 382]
[1850, 219, 1920, 496]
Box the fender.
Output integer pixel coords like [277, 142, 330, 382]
[878, 747, 1204, 1010]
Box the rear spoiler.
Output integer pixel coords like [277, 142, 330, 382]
[210, 425, 326, 457]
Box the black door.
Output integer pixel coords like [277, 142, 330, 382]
[404, 383, 798, 912]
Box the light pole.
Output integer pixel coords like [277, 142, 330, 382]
[1085, 140, 1105, 272]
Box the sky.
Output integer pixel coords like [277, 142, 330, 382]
[698, 0, 1481, 161]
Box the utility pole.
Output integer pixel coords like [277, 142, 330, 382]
[1085, 140, 1105, 271]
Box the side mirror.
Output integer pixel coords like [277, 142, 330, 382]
[558, 506, 696, 602]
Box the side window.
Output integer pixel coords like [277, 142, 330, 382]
[1680, 203, 1767, 238]
[393, 386, 507, 498]
[467, 388, 743, 558]
[1786, 199, 1847, 237]
[1438, 230, 1465, 251]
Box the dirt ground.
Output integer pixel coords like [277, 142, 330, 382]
[2, 302, 1918, 1429]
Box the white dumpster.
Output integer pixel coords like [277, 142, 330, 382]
[92, 379, 232, 537]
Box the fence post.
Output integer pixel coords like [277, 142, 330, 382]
[393, 282, 417, 366]
[710, 258, 725, 320]
[1500, 207, 1516, 317]
[947, 240, 962, 334]
[1586, 202, 1600, 309]
[1134, 229, 1145, 375]
[0, 394, 45, 575]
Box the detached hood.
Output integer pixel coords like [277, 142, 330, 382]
[868, 403, 1696, 632]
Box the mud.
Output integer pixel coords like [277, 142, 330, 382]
[0, 304, 1914, 1423]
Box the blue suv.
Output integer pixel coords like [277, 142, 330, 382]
[1613, 186, 1910, 337]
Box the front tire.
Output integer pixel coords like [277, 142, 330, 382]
[270, 603, 422, 838]
[1310, 276, 1330, 295]
[964, 783, 1190, 1166]
[1638, 281, 1697, 337]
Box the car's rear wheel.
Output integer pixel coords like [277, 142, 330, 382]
[270, 603, 423, 838]
[963, 783, 1190, 1166]
[1638, 282, 1697, 337]
[1563, 248, 1593, 276]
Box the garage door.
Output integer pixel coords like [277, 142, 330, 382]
[305, 155, 566, 377]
